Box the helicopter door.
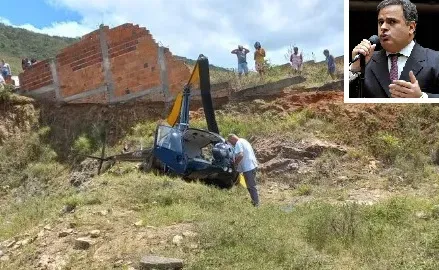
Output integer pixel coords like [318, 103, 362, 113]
[153, 125, 187, 174]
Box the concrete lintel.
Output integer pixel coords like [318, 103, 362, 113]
[19, 84, 56, 96]
[231, 76, 306, 100]
[110, 86, 162, 103]
[62, 85, 107, 102]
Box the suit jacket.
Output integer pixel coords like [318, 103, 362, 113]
[349, 42, 439, 98]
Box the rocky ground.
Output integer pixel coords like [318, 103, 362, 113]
[3, 76, 439, 269]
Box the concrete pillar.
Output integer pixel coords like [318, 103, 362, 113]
[49, 59, 61, 102]
[158, 46, 170, 101]
[158, 46, 172, 116]
[99, 24, 115, 103]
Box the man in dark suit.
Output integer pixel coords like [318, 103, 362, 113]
[349, 0, 439, 98]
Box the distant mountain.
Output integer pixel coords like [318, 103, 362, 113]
[0, 23, 79, 58]
[0, 23, 228, 75]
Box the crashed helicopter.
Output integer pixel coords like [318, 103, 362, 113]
[87, 54, 240, 188]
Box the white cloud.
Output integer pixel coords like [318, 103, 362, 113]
[5, 0, 344, 68]
[0, 17, 12, 25]
[19, 22, 93, 38]
[0, 16, 94, 37]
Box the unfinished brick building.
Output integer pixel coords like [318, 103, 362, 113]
[17, 23, 191, 104]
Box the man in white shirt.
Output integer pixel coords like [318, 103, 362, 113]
[0, 74, 5, 90]
[349, 0, 439, 98]
[1, 60, 11, 80]
[227, 134, 259, 207]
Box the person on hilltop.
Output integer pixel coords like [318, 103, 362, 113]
[231, 45, 250, 78]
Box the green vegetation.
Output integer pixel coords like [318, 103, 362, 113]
[0, 23, 78, 74]
[3, 168, 439, 269]
[0, 126, 65, 190]
[199, 56, 343, 90]
[2, 101, 439, 268]
[0, 83, 14, 101]
[2, 22, 438, 269]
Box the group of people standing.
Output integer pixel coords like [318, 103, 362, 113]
[231, 42, 337, 80]
[231, 41, 266, 78]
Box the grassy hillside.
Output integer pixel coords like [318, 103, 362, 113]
[3, 97, 439, 269]
[206, 56, 344, 89]
[0, 23, 78, 75]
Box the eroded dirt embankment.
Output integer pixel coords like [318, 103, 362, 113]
[0, 96, 38, 144]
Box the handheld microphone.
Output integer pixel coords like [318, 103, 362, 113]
[350, 35, 380, 65]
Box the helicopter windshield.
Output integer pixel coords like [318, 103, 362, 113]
[156, 125, 183, 153]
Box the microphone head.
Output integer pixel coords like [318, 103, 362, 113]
[369, 35, 381, 47]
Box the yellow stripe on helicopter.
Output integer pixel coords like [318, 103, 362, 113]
[166, 62, 200, 126]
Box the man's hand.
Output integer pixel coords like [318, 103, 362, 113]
[234, 153, 243, 167]
[389, 71, 422, 98]
[351, 39, 376, 72]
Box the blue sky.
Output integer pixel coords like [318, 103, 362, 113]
[1, 0, 344, 69]
[4, 0, 81, 28]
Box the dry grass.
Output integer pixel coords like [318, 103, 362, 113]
[187, 55, 344, 92]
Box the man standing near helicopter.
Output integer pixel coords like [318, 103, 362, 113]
[227, 134, 260, 207]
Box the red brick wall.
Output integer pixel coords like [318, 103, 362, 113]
[164, 49, 191, 95]
[18, 23, 190, 104]
[56, 30, 104, 98]
[18, 60, 53, 91]
[107, 23, 162, 97]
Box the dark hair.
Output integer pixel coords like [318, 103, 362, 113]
[377, 0, 418, 23]
[254, 41, 261, 49]
[323, 49, 329, 54]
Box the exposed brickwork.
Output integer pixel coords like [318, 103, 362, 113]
[18, 23, 190, 104]
[56, 31, 104, 98]
[18, 60, 53, 91]
[106, 24, 163, 98]
[164, 49, 191, 95]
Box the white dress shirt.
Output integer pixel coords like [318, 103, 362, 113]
[386, 40, 414, 80]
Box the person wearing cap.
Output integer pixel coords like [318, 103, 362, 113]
[231, 45, 250, 78]
[227, 134, 260, 207]
[254, 41, 266, 78]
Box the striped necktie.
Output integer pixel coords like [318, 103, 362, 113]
[388, 53, 402, 81]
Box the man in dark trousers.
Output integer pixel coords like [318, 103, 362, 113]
[349, 0, 439, 98]
[227, 134, 260, 207]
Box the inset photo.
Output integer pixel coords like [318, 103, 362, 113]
[346, 0, 439, 102]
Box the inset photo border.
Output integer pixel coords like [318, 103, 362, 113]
[344, 0, 439, 103]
